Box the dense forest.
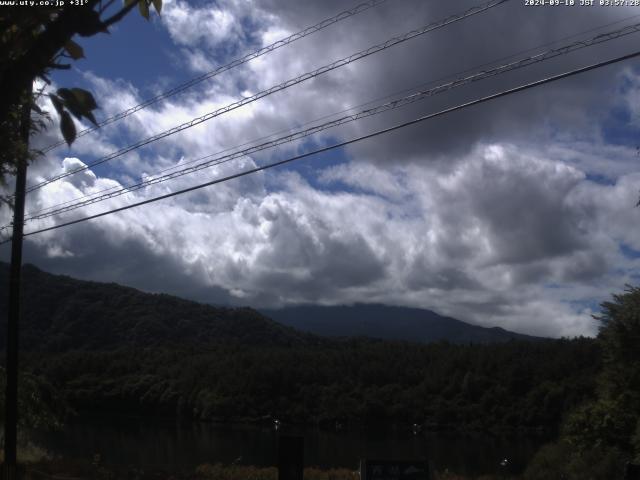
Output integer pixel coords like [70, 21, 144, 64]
[19, 339, 599, 432]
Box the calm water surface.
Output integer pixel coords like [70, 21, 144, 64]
[33, 416, 548, 476]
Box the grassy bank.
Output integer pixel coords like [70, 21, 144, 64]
[12, 460, 514, 480]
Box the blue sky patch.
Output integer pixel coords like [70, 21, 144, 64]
[601, 104, 640, 148]
[53, 15, 179, 97]
[585, 173, 615, 186]
[620, 243, 640, 259]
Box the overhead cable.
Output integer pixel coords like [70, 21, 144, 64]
[23, 13, 640, 220]
[22, 20, 640, 222]
[25, 0, 509, 194]
[40, 0, 390, 153]
[3, 47, 638, 244]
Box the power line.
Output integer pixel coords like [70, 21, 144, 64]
[22, 13, 640, 220]
[4, 47, 639, 244]
[40, 0, 390, 154]
[21, 19, 640, 223]
[24, 0, 508, 195]
[30, 0, 506, 192]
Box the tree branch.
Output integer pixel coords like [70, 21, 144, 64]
[99, 0, 118, 15]
[0, 0, 132, 124]
[101, 1, 139, 29]
[47, 63, 71, 70]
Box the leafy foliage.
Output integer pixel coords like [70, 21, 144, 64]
[49, 87, 99, 145]
[0, 0, 161, 192]
[524, 285, 640, 478]
[597, 286, 640, 405]
[0, 367, 68, 431]
[563, 286, 640, 454]
[524, 441, 624, 480]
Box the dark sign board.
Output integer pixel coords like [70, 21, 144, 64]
[278, 435, 304, 480]
[361, 460, 429, 480]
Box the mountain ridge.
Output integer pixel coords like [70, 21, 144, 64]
[262, 304, 543, 344]
[0, 262, 312, 351]
[0, 262, 541, 348]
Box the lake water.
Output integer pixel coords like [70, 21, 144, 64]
[32, 416, 548, 476]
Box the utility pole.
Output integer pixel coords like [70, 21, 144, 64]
[3, 85, 32, 476]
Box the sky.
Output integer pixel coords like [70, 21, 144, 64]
[2, 0, 640, 338]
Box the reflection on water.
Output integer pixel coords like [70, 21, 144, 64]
[33, 416, 548, 476]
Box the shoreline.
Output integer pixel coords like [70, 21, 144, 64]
[60, 410, 557, 438]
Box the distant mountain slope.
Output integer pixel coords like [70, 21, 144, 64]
[0, 263, 311, 351]
[262, 304, 542, 344]
[0, 262, 540, 352]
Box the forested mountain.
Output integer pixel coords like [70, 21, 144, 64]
[0, 263, 312, 351]
[263, 305, 542, 344]
[0, 262, 602, 433]
[1, 262, 538, 349]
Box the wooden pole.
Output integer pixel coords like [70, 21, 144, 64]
[3, 85, 32, 474]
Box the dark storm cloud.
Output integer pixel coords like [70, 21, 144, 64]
[10, 226, 232, 306]
[258, 0, 637, 161]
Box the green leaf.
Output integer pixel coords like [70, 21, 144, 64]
[57, 88, 98, 124]
[152, 0, 161, 14]
[56, 88, 83, 120]
[56, 88, 74, 102]
[76, 10, 108, 37]
[138, 0, 149, 19]
[49, 94, 64, 116]
[69, 88, 98, 111]
[64, 40, 84, 60]
[60, 111, 76, 146]
[84, 110, 98, 127]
